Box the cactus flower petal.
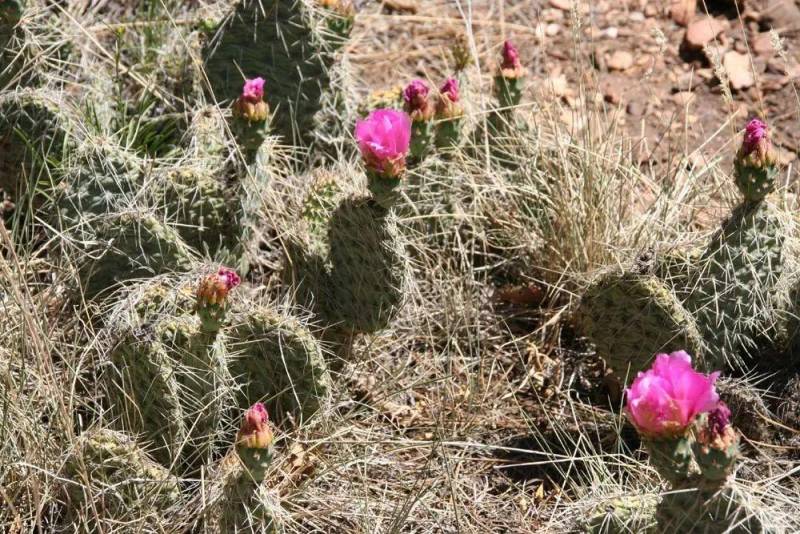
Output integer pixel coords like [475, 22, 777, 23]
[625, 350, 720, 438]
[402, 79, 434, 121]
[237, 402, 273, 450]
[355, 109, 412, 178]
[241, 77, 266, 102]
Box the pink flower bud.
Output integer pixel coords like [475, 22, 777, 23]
[625, 350, 720, 438]
[706, 402, 731, 439]
[355, 109, 412, 178]
[197, 267, 240, 308]
[403, 79, 434, 121]
[237, 402, 274, 450]
[501, 40, 522, 71]
[440, 78, 459, 103]
[241, 77, 265, 103]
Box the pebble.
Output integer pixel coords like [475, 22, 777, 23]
[670, 0, 696, 27]
[684, 16, 726, 51]
[608, 50, 634, 71]
[672, 91, 695, 106]
[549, 0, 571, 10]
[752, 32, 776, 56]
[723, 51, 755, 90]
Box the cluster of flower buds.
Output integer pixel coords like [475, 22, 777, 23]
[734, 118, 779, 202]
[625, 351, 737, 486]
[355, 108, 411, 180]
[233, 77, 269, 123]
[235, 403, 275, 482]
[196, 267, 241, 332]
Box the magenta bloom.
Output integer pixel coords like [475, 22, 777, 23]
[705, 402, 731, 439]
[237, 402, 273, 450]
[742, 118, 768, 156]
[440, 78, 459, 103]
[501, 40, 522, 71]
[241, 77, 265, 102]
[355, 109, 412, 178]
[403, 79, 430, 107]
[625, 350, 720, 438]
[217, 267, 241, 290]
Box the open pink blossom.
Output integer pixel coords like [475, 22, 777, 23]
[501, 40, 522, 71]
[241, 77, 265, 102]
[741, 118, 768, 156]
[355, 109, 412, 178]
[625, 350, 720, 438]
[440, 78, 459, 103]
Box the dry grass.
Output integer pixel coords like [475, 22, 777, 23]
[2, 0, 800, 532]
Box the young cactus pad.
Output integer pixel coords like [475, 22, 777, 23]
[578, 271, 706, 380]
[65, 429, 180, 524]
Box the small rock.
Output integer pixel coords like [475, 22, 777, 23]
[549, 0, 571, 10]
[761, 0, 800, 32]
[626, 100, 645, 116]
[643, 5, 658, 17]
[605, 26, 619, 39]
[546, 23, 561, 37]
[724, 50, 755, 90]
[608, 50, 634, 71]
[630, 11, 645, 23]
[684, 16, 726, 51]
[672, 91, 695, 106]
[670, 0, 696, 27]
[539, 74, 569, 98]
[752, 32, 776, 56]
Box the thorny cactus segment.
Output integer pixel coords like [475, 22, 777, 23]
[578, 271, 706, 380]
[196, 267, 241, 332]
[65, 429, 180, 527]
[685, 200, 788, 370]
[0, 0, 24, 84]
[0, 89, 73, 198]
[203, 0, 343, 150]
[231, 76, 271, 159]
[227, 307, 331, 421]
[403, 79, 435, 161]
[318, 0, 355, 43]
[734, 118, 778, 203]
[495, 40, 526, 108]
[585, 495, 658, 534]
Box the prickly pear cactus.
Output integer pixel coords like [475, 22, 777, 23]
[203, 0, 349, 149]
[0, 0, 24, 85]
[0, 89, 73, 197]
[584, 495, 658, 534]
[685, 201, 789, 370]
[578, 271, 706, 379]
[64, 429, 180, 527]
[227, 306, 330, 422]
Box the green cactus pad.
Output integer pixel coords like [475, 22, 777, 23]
[65, 429, 180, 524]
[656, 484, 764, 534]
[734, 159, 777, 204]
[585, 494, 658, 534]
[579, 271, 706, 381]
[324, 196, 408, 335]
[686, 201, 787, 370]
[0, 0, 24, 84]
[644, 436, 696, 486]
[203, 0, 340, 148]
[204, 458, 282, 533]
[0, 89, 73, 197]
[227, 306, 330, 422]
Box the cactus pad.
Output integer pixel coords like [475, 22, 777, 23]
[579, 271, 706, 380]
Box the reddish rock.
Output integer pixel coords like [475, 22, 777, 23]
[671, 0, 697, 27]
[685, 16, 726, 51]
[608, 50, 634, 71]
[724, 51, 755, 90]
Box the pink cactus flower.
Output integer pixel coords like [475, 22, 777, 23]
[241, 77, 266, 103]
[237, 402, 274, 449]
[403, 79, 434, 121]
[355, 109, 412, 178]
[625, 350, 720, 438]
[217, 267, 241, 290]
[501, 40, 522, 71]
[705, 401, 731, 439]
[741, 118, 769, 156]
[440, 78, 459, 103]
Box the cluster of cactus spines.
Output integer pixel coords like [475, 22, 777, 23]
[0, 0, 24, 85]
[578, 270, 706, 380]
[107, 268, 330, 472]
[580, 118, 790, 377]
[64, 428, 180, 526]
[585, 495, 658, 533]
[610, 352, 763, 533]
[286, 109, 411, 342]
[203, 0, 353, 154]
[212, 404, 281, 532]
